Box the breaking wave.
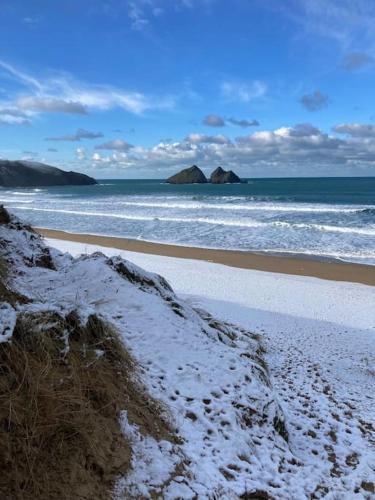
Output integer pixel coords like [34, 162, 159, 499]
[13, 206, 375, 236]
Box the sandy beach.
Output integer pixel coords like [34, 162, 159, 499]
[37, 227, 375, 286]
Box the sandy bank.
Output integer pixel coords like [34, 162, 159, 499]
[36, 227, 375, 286]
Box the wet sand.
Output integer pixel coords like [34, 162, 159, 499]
[37, 228, 375, 286]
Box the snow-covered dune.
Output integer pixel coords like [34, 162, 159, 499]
[1, 209, 288, 499]
[46, 238, 375, 499]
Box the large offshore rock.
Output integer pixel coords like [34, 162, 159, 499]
[210, 166, 244, 184]
[166, 165, 207, 184]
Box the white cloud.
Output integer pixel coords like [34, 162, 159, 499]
[202, 115, 260, 128]
[22, 17, 40, 26]
[76, 122, 375, 176]
[274, 0, 375, 50]
[341, 52, 373, 71]
[0, 60, 43, 91]
[286, 123, 321, 137]
[17, 96, 87, 114]
[202, 114, 225, 127]
[126, 0, 195, 31]
[300, 90, 328, 111]
[46, 128, 103, 142]
[95, 139, 133, 151]
[185, 133, 230, 144]
[0, 60, 176, 123]
[22, 150, 38, 159]
[333, 123, 375, 137]
[0, 107, 30, 125]
[92, 152, 101, 162]
[227, 117, 259, 128]
[76, 148, 86, 160]
[221, 80, 267, 103]
[128, 1, 150, 31]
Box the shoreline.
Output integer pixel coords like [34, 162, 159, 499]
[36, 227, 375, 286]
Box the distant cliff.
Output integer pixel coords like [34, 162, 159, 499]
[0, 160, 97, 187]
[166, 165, 245, 184]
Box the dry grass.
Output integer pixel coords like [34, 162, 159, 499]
[0, 205, 18, 304]
[0, 206, 9, 286]
[0, 243, 27, 306]
[0, 256, 7, 280]
[0, 311, 175, 500]
[0, 256, 22, 306]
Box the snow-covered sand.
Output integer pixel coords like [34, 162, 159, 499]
[3, 220, 285, 498]
[46, 237, 375, 498]
[46, 238, 374, 330]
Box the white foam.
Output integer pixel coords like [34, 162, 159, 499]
[59, 196, 373, 214]
[5, 190, 42, 195]
[13, 205, 375, 235]
[0, 199, 34, 204]
[103, 200, 372, 214]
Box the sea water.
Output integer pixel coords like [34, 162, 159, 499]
[1, 177, 375, 265]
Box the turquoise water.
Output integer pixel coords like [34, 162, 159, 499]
[2, 177, 375, 264]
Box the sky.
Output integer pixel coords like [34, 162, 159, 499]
[1, 0, 375, 178]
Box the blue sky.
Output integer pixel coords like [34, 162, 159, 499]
[1, 0, 375, 178]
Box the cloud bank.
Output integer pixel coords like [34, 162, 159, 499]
[80, 122, 375, 176]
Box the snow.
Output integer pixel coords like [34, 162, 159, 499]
[0, 302, 16, 342]
[116, 411, 183, 499]
[18, 251, 284, 497]
[45, 238, 373, 331]
[1, 216, 374, 498]
[0, 222, 285, 498]
[45, 237, 375, 498]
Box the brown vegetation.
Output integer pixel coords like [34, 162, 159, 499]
[0, 255, 25, 306]
[0, 311, 175, 500]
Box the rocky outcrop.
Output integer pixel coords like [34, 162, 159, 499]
[166, 165, 207, 184]
[166, 165, 245, 184]
[210, 166, 244, 184]
[0, 160, 96, 187]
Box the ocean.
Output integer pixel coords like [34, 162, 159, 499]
[1, 177, 375, 265]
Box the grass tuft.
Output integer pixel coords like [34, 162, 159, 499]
[0, 311, 175, 499]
